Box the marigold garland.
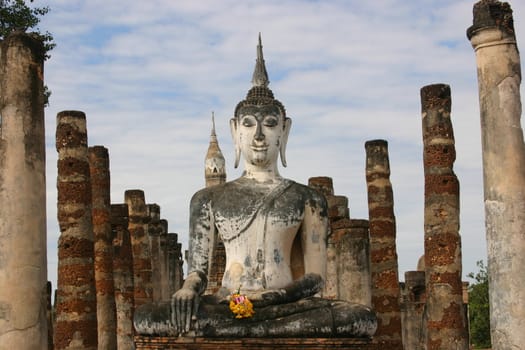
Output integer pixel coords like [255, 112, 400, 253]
[229, 292, 255, 319]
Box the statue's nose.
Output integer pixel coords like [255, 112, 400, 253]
[254, 122, 265, 141]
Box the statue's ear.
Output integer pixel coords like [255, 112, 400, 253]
[230, 118, 241, 168]
[280, 117, 292, 167]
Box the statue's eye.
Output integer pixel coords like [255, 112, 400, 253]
[241, 117, 255, 127]
[263, 116, 278, 127]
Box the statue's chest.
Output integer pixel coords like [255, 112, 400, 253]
[212, 186, 305, 243]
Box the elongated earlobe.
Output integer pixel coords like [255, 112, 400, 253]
[280, 118, 292, 167]
[230, 118, 241, 168]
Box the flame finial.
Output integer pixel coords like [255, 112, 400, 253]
[211, 111, 216, 137]
[251, 33, 269, 88]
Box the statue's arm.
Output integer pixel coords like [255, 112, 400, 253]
[187, 189, 214, 276]
[172, 189, 213, 334]
[301, 191, 329, 283]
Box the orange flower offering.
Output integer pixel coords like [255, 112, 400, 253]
[229, 293, 255, 319]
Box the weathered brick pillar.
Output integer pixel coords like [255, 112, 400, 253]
[47, 282, 54, 350]
[467, 1, 525, 348]
[167, 234, 178, 296]
[327, 195, 349, 223]
[0, 32, 48, 349]
[167, 236, 184, 294]
[308, 176, 334, 197]
[111, 204, 135, 350]
[125, 190, 153, 307]
[159, 220, 170, 301]
[176, 243, 184, 290]
[421, 84, 468, 350]
[206, 239, 226, 295]
[147, 204, 163, 301]
[332, 219, 372, 306]
[323, 236, 338, 300]
[402, 271, 426, 350]
[88, 146, 117, 349]
[205, 235, 227, 295]
[365, 139, 403, 348]
[55, 111, 97, 350]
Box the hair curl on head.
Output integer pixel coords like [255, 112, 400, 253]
[234, 86, 286, 119]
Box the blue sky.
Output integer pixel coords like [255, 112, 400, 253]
[37, 0, 525, 289]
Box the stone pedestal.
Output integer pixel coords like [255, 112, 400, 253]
[467, 1, 525, 348]
[134, 336, 380, 350]
[0, 32, 48, 349]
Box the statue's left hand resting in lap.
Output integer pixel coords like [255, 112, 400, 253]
[133, 36, 377, 338]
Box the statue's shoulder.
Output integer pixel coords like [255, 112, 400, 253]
[189, 181, 241, 207]
[284, 179, 328, 209]
[189, 184, 223, 209]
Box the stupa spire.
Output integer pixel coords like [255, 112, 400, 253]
[205, 111, 226, 187]
[251, 33, 269, 88]
[210, 111, 217, 139]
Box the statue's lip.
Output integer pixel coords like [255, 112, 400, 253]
[251, 145, 268, 151]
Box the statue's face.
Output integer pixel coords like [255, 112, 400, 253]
[235, 105, 285, 168]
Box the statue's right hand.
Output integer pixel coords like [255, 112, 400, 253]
[171, 288, 199, 334]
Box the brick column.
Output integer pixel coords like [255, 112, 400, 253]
[111, 204, 135, 350]
[167, 235, 184, 294]
[467, 1, 525, 348]
[167, 234, 178, 296]
[55, 111, 97, 349]
[327, 195, 349, 223]
[159, 220, 170, 301]
[125, 190, 153, 307]
[147, 204, 162, 301]
[308, 176, 334, 198]
[89, 146, 117, 349]
[332, 219, 372, 306]
[0, 32, 48, 349]
[421, 84, 468, 350]
[365, 139, 402, 348]
[176, 243, 184, 291]
[402, 271, 426, 350]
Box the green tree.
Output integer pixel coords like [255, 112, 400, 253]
[1, 0, 55, 105]
[468, 260, 491, 349]
[0, 0, 55, 57]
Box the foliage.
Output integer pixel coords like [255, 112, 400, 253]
[0, 0, 55, 58]
[1, 0, 54, 106]
[467, 260, 491, 349]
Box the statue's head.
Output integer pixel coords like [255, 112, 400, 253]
[230, 35, 292, 169]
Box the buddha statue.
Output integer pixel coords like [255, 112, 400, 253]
[134, 35, 377, 338]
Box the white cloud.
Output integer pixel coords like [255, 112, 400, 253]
[38, 0, 525, 289]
